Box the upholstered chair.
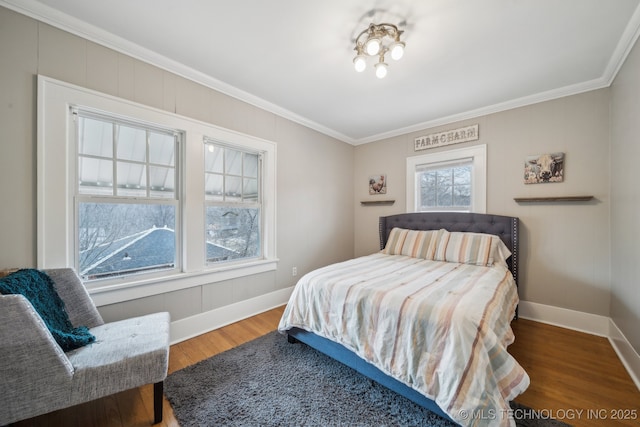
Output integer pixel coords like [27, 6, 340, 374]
[0, 268, 170, 425]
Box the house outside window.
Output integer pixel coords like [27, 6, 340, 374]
[406, 144, 487, 213]
[204, 140, 262, 264]
[74, 111, 181, 280]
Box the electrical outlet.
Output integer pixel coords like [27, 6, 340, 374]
[292, 267, 297, 276]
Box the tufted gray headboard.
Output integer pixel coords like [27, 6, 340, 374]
[379, 212, 519, 286]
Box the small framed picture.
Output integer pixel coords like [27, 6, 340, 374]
[524, 153, 564, 184]
[369, 174, 387, 195]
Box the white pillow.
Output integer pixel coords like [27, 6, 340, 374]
[382, 228, 445, 260]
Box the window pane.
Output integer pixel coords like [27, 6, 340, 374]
[453, 166, 471, 185]
[117, 161, 146, 196]
[244, 178, 258, 201]
[79, 157, 113, 195]
[437, 180, 453, 207]
[149, 166, 175, 198]
[225, 176, 242, 200]
[117, 125, 146, 162]
[454, 184, 471, 206]
[417, 163, 472, 210]
[205, 206, 260, 262]
[244, 153, 258, 178]
[225, 149, 242, 175]
[204, 145, 223, 173]
[78, 202, 176, 280]
[78, 116, 176, 200]
[419, 171, 436, 208]
[205, 173, 224, 201]
[149, 132, 175, 166]
[79, 117, 113, 157]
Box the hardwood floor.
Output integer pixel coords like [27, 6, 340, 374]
[11, 306, 640, 426]
[509, 319, 640, 427]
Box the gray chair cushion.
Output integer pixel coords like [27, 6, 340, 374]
[68, 312, 170, 403]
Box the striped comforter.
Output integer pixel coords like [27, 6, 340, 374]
[278, 253, 530, 427]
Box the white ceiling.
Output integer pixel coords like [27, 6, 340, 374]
[5, 0, 640, 145]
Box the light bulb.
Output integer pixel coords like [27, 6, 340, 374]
[390, 42, 405, 60]
[365, 38, 381, 56]
[353, 55, 366, 72]
[375, 62, 388, 79]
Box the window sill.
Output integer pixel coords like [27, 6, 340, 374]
[88, 258, 279, 306]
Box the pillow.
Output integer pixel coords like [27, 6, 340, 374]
[438, 231, 511, 267]
[433, 229, 451, 261]
[382, 228, 445, 260]
[0, 269, 95, 351]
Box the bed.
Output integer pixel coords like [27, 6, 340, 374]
[278, 212, 530, 427]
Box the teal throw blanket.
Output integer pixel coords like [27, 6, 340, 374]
[0, 269, 95, 351]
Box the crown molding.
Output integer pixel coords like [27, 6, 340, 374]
[3, 0, 640, 147]
[602, 0, 640, 86]
[351, 77, 611, 145]
[0, 0, 353, 144]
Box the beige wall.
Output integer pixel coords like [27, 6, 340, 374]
[610, 34, 640, 353]
[0, 7, 354, 323]
[355, 89, 612, 317]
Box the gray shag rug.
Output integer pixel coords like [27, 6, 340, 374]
[165, 332, 570, 427]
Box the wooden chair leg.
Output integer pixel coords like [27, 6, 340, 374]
[153, 381, 163, 424]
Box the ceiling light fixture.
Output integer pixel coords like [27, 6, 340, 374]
[353, 23, 405, 79]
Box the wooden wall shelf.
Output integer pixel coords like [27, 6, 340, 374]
[514, 196, 594, 203]
[360, 200, 395, 206]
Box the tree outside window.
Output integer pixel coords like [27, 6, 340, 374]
[204, 141, 262, 265]
[75, 112, 180, 280]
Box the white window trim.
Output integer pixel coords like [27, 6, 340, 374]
[37, 76, 277, 306]
[406, 144, 486, 213]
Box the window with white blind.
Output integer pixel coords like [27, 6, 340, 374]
[406, 144, 487, 213]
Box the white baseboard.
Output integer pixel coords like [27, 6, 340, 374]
[518, 300, 610, 336]
[608, 319, 640, 391]
[519, 300, 640, 391]
[169, 286, 294, 345]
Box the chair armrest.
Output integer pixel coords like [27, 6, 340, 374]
[0, 294, 74, 390]
[45, 268, 104, 328]
[0, 295, 76, 424]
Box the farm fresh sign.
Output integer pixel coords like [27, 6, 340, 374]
[414, 124, 479, 151]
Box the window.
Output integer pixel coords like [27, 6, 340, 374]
[406, 144, 486, 213]
[38, 76, 277, 304]
[74, 111, 180, 280]
[416, 159, 472, 211]
[204, 140, 261, 264]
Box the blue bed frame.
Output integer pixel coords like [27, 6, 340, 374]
[286, 212, 520, 423]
